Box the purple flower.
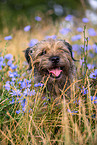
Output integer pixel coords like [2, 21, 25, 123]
[7, 60, 12, 66]
[89, 69, 97, 79]
[77, 27, 83, 32]
[21, 98, 27, 112]
[29, 39, 38, 47]
[82, 18, 89, 23]
[10, 89, 21, 96]
[16, 110, 21, 114]
[5, 54, 13, 60]
[89, 96, 97, 104]
[35, 16, 42, 21]
[92, 44, 97, 53]
[45, 35, 57, 39]
[4, 35, 12, 40]
[60, 28, 71, 35]
[4, 81, 10, 91]
[0, 56, 4, 61]
[67, 109, 78, 115]
[10, 64, 17, 70]
[88, 28, 96, 36]
[81, 86, 88, 95]
[87, 64, 95, 69]
[34, 83, 44, 87]
[72, 44, 79, 51]
[20, 79, 31, 89]
[89, 52, 94, 58]
[65, 15, 73, 21]
[0, 61, 6, 68]
[9, 98, 15, 104]
[80, 58, 84, 65]
[8, 71, 18, 78]
[23, 88, 36, 96]
[24, 25, 31, 32]
[71, 35, 81, 41]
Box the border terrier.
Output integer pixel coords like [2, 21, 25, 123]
[24, 38, 76, 98]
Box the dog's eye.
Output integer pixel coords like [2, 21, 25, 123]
[30, 50, 33, 53]
[39, 50, 46, 56]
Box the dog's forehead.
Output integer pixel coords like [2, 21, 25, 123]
[34, 39, 69, 52]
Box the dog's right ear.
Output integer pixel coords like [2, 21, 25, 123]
[23, 47, 33, 70]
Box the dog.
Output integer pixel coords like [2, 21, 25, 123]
[24, 38, 76, 98]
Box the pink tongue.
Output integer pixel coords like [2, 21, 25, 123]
[49, 68, 62, 77]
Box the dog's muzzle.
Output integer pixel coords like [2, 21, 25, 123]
[48, 56, 63, 78]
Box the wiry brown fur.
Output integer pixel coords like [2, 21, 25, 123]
[25, 38, 76, 98]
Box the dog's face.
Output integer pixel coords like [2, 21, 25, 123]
[27, 39, 75, 83]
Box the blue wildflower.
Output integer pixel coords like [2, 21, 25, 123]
[11, 77, 16, 82]
[4, 81, 10, 91]
[89, 69, 97, 79]
[9, 98, 15, 104]
[10, 89, 21, 96]
[67, 109, 78, 115]
[88, 28, 96, 36]
[80, 58, 84, 65]
[65, 14, 73, 21]
[5, 54, 13, 60]
[72, 44, 82, 55]
[82, 18, 89, 23]
[10, 64, 17, 70]
[7, 60, 12, 66]
[10, 80, 15, 86]
[60, 28, 70, 35]
[90, 96, 97, 104]
[20, 98, 27, 112]
[34, 83, 44, 87]
[72, 44, 79, 51]
[45, 35, 57, 39]
[23, 88, 36, 96]
[0, 61, 6, 68]
[20, 79, 31, 89]
[81, 86, 88, 95]
[29, 39, 38, 47]
[8, 71, 18, 78]
[35, 16, 42, 21]
[89, 52, 94, 58]
[87, 64, 95, 69]
[71, 35, 81, 41]
[4, 35, 12, 40]
[92, 44, 97, 53]
[0, 56, 4, 61]
[77, 27, 83, 32]
[24, 25, 31, 32]
[86, 44, 91, 50]
[16, 110, 21, 114]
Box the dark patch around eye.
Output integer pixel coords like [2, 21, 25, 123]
[30, 50, 33, 53]
[39, 50, 46, 56]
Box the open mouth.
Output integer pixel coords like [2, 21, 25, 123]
[48, 67, 63, 79]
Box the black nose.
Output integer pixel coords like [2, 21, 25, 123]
[50, 56, 60, 64]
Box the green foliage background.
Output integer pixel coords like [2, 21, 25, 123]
[0, 0, 84, 31]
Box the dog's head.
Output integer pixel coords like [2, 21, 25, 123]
[25, 39, 76, 82]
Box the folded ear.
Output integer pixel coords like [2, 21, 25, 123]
[64, 41, 77, 61]
[24, 47, 33, 70]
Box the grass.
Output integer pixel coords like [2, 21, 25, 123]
[0, 16, 97, 144]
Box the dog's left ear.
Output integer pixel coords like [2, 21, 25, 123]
[64, 41, 77, 61]
[23, 47, 33, 70]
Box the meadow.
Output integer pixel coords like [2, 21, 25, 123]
[0, 14, 97, 144]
